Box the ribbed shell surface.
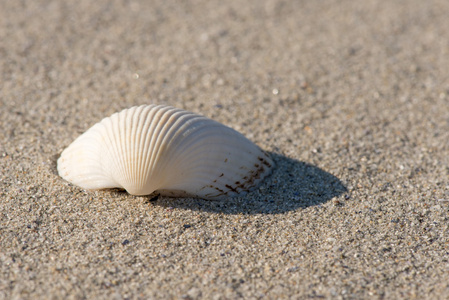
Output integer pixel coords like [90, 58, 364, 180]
[57, 105, 274, 200]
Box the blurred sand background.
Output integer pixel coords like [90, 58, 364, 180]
[1, 0, 449, 299]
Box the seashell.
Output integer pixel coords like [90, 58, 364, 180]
[57, 104, 274, 200]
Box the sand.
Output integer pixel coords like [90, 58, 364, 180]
[1, 0, 448, 299]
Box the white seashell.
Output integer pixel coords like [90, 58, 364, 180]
[57, 104, 274, 200]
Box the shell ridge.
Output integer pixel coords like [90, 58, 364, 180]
[131, 106, 148, 191]
[105, 113, 129, 189]
[148, 110, 199, 189]
[97, 114, 116, 186]
[133, 106, 155, 191]
[116, 109, 128, 185]
[133, 105, 160, 194]
[156, 120, 239, 179]
[153, 116, 219, 188]
[123, 106, 138, 190]
[168, 127, 256, 171]
[160, 117, 210, 163]
[143, 107, 184, 189]
[109, 110, 128, 189]
[133, 105, 163, 194]
[125, 107, 136, 189]
[144, 111, 225, 192]
[163, 119, 224, 171]
[139, 106, 174, 192]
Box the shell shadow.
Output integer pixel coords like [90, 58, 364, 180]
[151, 153, 347, 214]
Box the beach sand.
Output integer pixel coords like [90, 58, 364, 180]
[1, 0, 448, 298]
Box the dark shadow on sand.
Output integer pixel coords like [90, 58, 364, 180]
[151, 153, 347, 214]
